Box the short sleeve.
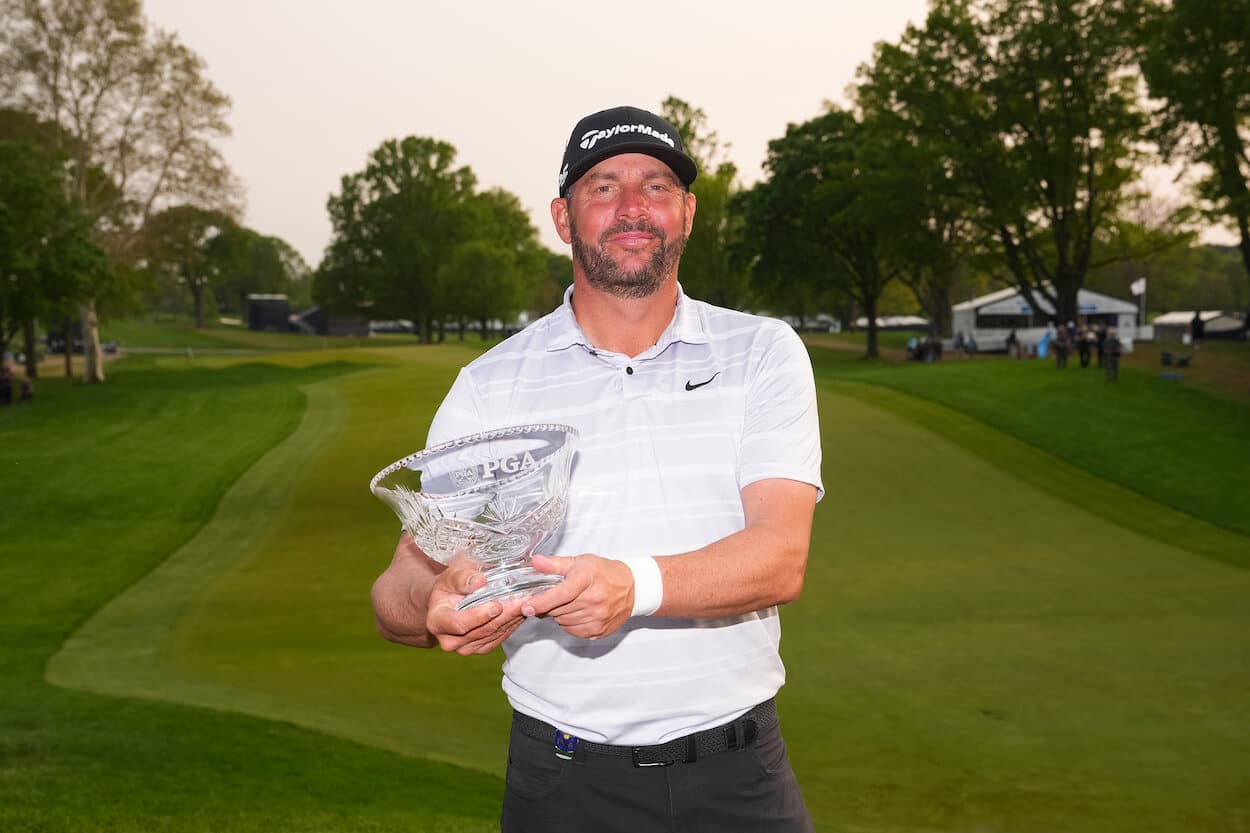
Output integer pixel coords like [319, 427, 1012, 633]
[426, 367, 488, 448]
[738, 325, 823, 500]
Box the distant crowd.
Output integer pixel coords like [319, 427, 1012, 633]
[911, 320, 1127, 383]
[1024, 321, 1123, 382]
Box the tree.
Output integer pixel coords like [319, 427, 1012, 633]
[660, 97, 752, 309]
[861, 0, 1150, 327]
[736, 108, 899, 357]
[207, 227, 310, 316]
[0, 133, 109, 377]
[1, 0, 235, 381]
[0, 140, 59, 356]
[440, 241, 525, 341]
[317, 138, 544, 343]
[317, 136, 477, 343]
[1140, 0, 1250, 292]
[137, 205, 234, 328]
[537, 249, 573, 314]
[436, 188, 546, 341]
[856, 57, 984, 338]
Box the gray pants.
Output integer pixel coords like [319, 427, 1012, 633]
[1105, 354, 1120, 382]
[501, 711, 814, 833]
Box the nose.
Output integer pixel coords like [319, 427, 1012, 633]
[616, 183, 650, 219]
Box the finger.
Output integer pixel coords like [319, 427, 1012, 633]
[455, 605, 526, 653]
[530, 554, 579, 576]
[520, 580, 582, 618]
[459, 618, 524, 655]
[429, 600, 502, 639]
[436, 562, 486, 595]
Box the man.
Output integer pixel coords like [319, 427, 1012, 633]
[371, 106, 823, 832]
[1104, 327, 1122, 382]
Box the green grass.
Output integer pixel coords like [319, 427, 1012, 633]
[806, 349, 1250, 545]
[3, 332, 1249, 832]
[100, 316, 420, 352]
[0, 352, 502, 832]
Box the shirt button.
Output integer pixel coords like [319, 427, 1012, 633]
[625, 366, 634, 375]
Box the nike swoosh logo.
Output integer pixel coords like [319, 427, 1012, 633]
[685, 372, 721, 391]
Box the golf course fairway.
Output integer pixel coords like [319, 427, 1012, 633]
[43, 347, 1250, 833]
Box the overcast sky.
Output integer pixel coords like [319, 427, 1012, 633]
[141, 0, 934, 266]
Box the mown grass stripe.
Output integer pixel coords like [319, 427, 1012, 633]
[830, 378, 1250, 568]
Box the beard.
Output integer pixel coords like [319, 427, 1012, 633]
[569, 212, 687, 300]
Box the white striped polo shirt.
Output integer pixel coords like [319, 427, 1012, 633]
[426, 284, 823, 745]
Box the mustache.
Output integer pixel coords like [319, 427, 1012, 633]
[599, 219, 667, 242]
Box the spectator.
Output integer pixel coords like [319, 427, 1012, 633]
[1191, 312, 1205, 350]
[1052, 325, 1070, 369]
[0, 354, 13, 406]
[1005, 328, 1019, 359]
[1077, 325, 1092, 368]
[1104, 328, 1122, 382]
[1038, 325, 1054, 359]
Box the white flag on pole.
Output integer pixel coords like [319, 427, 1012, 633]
[1130, 277, 1147, 296]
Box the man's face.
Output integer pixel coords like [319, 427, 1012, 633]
[554, 153, 696, 300]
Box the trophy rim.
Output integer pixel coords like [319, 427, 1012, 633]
[368, 422, 578, 500]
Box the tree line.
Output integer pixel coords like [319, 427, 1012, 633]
[0, 0, 308, 382]
[3, 0, 1248, 380]
[735, 0, 1250, 357]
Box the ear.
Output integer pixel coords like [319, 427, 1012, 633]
[683, 190, 697, 239]
[551, 197, 573, 244]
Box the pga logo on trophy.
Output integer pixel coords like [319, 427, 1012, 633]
[369, 424, 577, 610]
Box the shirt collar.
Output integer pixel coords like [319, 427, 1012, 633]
[545, 283, 711, 354]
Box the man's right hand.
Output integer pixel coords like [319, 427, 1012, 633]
[425, 558, 527, 655]
[372, 534, 525, 654]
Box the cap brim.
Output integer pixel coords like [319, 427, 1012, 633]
[563, 143, 697, 196]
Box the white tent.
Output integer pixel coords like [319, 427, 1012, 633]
[853, 315, 929, 330]
[951, 286, 1141, 350]
[1152, 310, 1246, 342]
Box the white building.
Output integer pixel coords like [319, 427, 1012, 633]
[952, 286, 1142, 350]
[1151, 310, 1247, 342]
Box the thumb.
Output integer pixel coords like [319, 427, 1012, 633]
[530, 554, 578, 576]
[437, 561, 485, 596]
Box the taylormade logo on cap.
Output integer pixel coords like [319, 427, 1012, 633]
[580, 123, 676, 152]
[558, 105, 697, 196]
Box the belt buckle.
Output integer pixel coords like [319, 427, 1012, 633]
[631, 746, 675, 768]
[553, 731, 579, 760]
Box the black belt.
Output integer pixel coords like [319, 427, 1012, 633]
[512, 699, 774, 767]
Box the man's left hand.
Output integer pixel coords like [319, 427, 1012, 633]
[521, 554, 634, 640]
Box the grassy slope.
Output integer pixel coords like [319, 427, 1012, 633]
[0, 354, 501, 833]
[9, 335, 1250, 832]
[805, 344, 1250, 546]
[787, 386, 1249, 833]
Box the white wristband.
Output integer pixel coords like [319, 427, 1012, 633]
[627, 556, 663, 617]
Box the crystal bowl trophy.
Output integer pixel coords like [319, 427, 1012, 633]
[369, 424, 577, 610]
